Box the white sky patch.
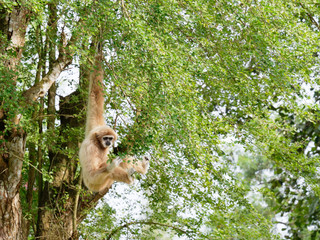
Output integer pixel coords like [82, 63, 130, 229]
[103, 182, 150, 223]
[56, 64, 79, 97]
[273, 212, 289, 239]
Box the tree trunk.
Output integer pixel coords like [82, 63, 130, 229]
[0, 5, 29, 240]
[0, 131, 27, 239]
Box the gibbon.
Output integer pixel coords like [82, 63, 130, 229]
[79, 52, 149, 193]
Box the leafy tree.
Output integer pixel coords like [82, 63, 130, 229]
[0, 0, 319, 239]
[235, 2, 320, 240]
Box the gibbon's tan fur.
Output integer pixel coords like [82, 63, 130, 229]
[79, 53, 149, 193]
[102, 156, 150, 190]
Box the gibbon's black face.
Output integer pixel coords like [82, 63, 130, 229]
[100, 135, 114, 148]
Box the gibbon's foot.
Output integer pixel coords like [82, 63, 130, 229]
[128, 168, 136, 176]
[142, 156, 150, 173]
[98, 186, 111, 195]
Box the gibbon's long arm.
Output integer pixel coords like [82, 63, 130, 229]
[85, 54, 106, 136]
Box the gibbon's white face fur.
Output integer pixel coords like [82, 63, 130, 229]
[79, 53, 150, 193]
[99, 135, 114, 148]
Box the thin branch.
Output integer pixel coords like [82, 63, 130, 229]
[274, 221, 289, 226]
[299, 2, 320, 31]
[113, 113, 119, 129]
[106, 221, 191, 240]
[34, 113, 78, 120]
[8, 151, 45, 175]
[72, 172, 82, 236]
[121, 0, 131, 21]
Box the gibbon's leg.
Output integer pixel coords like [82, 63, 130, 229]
[98, 181, 114, 195]
[98, 168, 135, 194]
[110, 167, 135, 184]
[128, 168, 136, 176]
[120, 156, 150, 174]
[95, 157, 122, 174]
[106, 157, 123, 172]
[84, 157, 122, 192]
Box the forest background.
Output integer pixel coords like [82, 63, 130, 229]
[1, 0, 320, 239]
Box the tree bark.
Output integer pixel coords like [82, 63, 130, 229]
[3, 6, 29, 70]
[0, 5, 29, 240]
[0, 130, 27, 239]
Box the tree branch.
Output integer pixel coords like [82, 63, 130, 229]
[72, 172, 82, 236]
[299, 2, 320, 31]
[274, 221, 289, 226]
[22, 29, 78, 103]
[22, 55, 72, 102]
[121, 0, 131, 21]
